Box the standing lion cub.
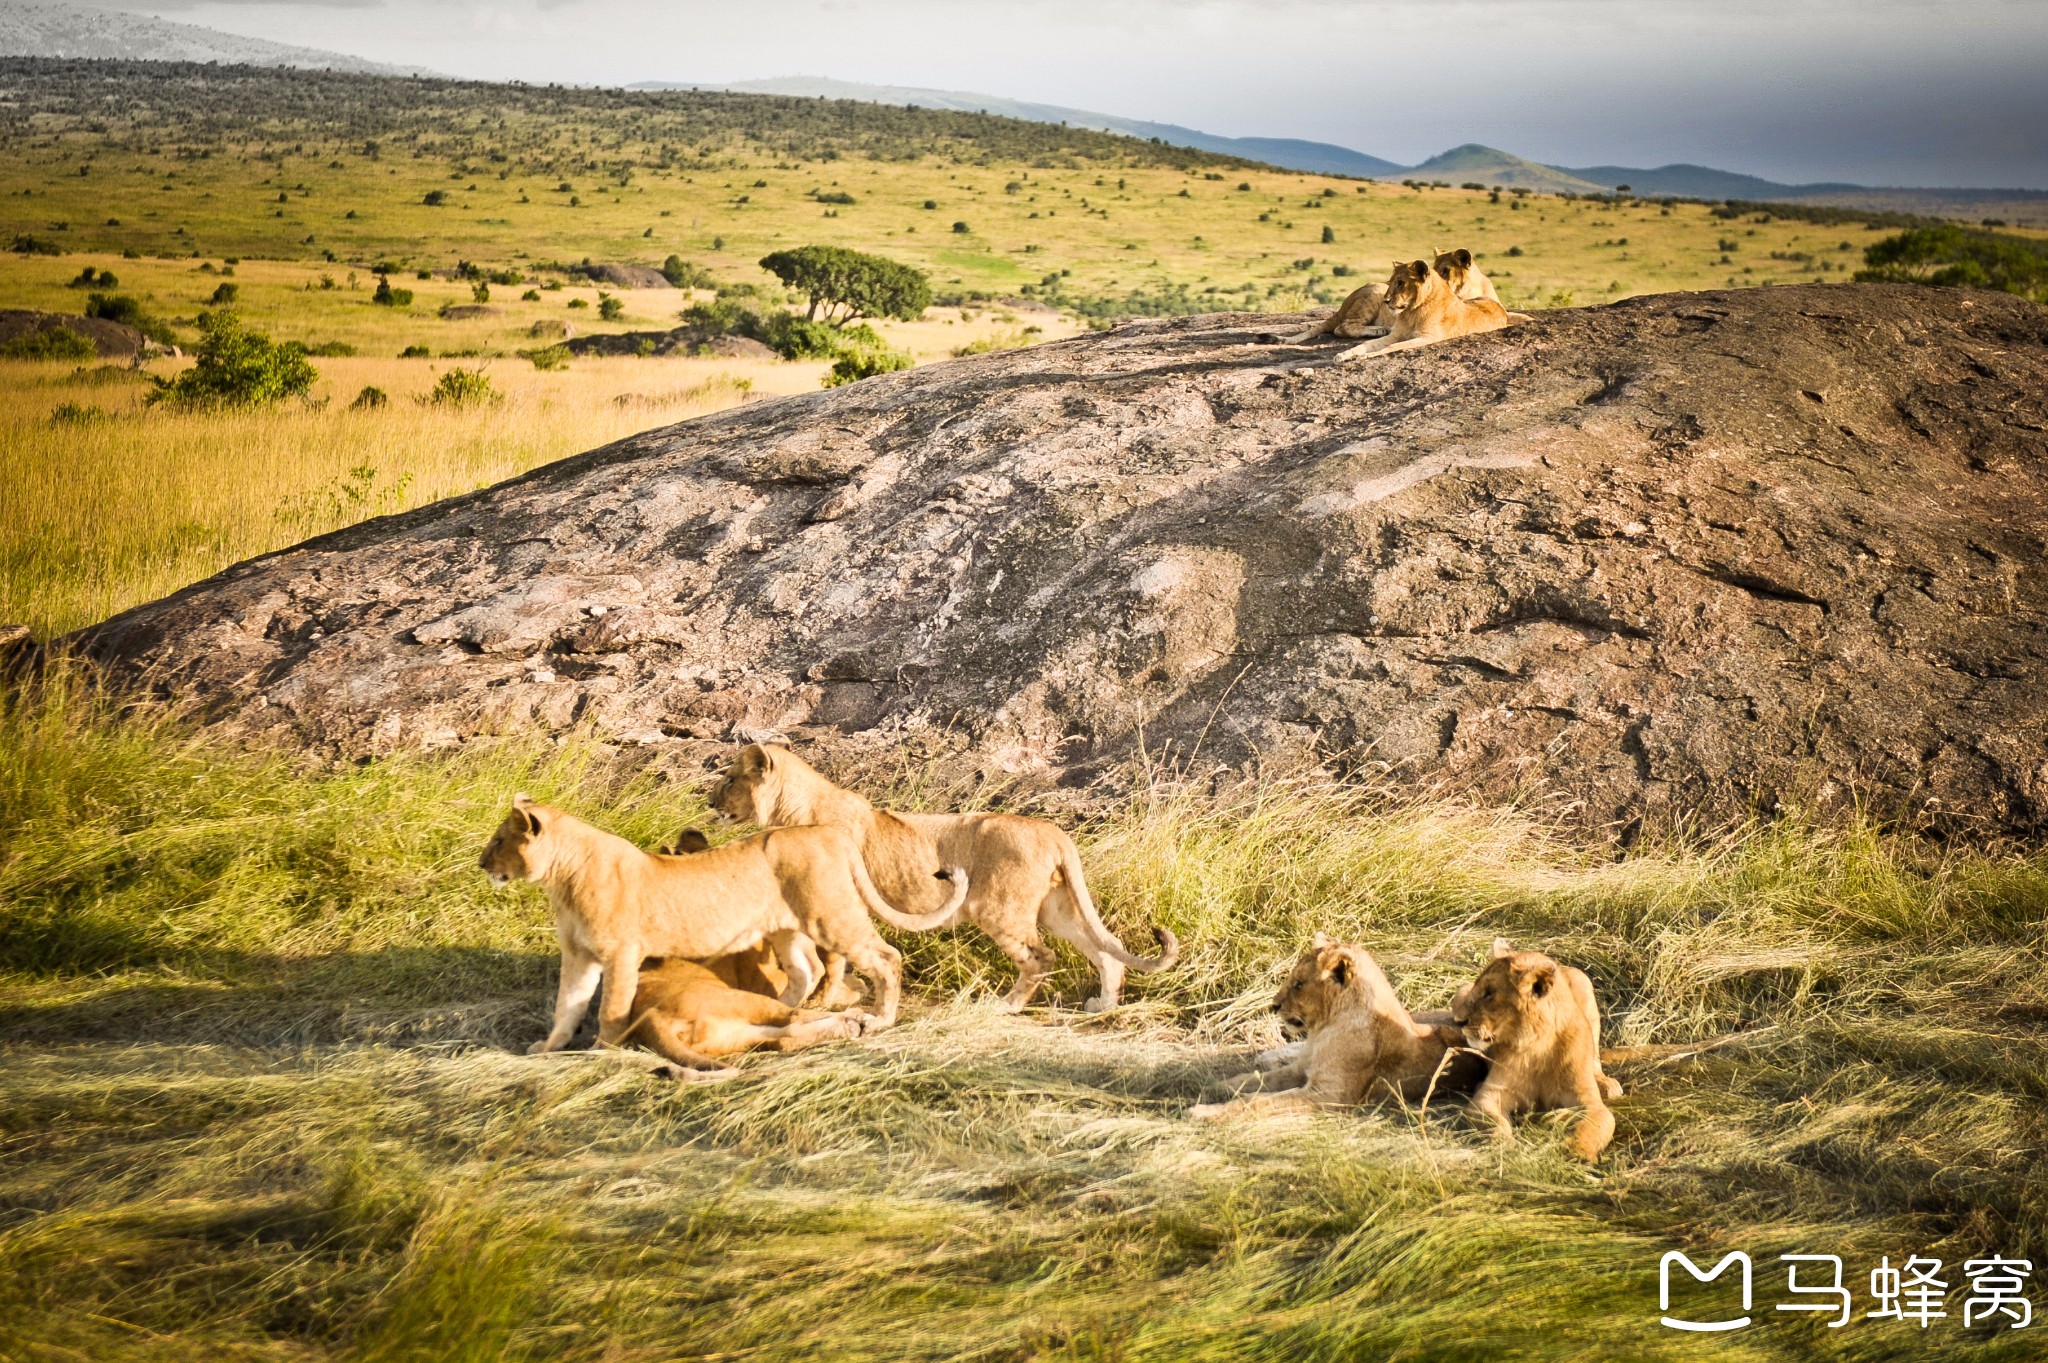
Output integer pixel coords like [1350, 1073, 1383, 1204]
[478, 793, 966, 1048]
[711, 744, 1177, 1011]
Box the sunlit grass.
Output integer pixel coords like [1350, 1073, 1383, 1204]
[2, 677, 2043, 1359]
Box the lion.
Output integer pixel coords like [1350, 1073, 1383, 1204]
[618, 957, 872, 1075]
[478, 793, 967, 1049]
[1274, 247, 1502, 344]
[710, 744, 1178, 1012]
[1189, 935, 1487, 1120]
[661, 825, 864, 1009]
[1450, 939, 1620, 1161]
[1330, 258, 1513, 361]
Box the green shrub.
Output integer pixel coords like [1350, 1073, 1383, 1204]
[814, 190, 856, 205]
[349, 385, 388, 411]
[10, 234, 62, 256]
[952, 221, 970, 234]
[207, 282, 239, 306]
[148, 312, 317, 408]
[524, 344, 569, 371]
[0, 327, 97, 361]
[660, 255, 717, 289]
[306, 340, 356, 357]
[372, 277, 414, 308]
[422, 189, 449, 206]
[48, 401, 110, 426]
[399, 343, 431, 358]
[597, 293, 623, 321]
[823, 337, 913, 387]
[426, 367, 496, 407]
[67, 266, 116, 288]
[82, 293, 174, 346]
[1855, 225, 2048, 302]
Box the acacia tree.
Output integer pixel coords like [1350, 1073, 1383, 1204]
[758, 246, 931, 327]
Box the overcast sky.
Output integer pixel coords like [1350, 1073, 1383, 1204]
[68, 0, 2048, 187]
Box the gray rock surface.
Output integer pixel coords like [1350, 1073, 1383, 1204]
[75, 285, 2048, 841]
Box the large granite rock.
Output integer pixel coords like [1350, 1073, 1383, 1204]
[75, 284, 2048, 840]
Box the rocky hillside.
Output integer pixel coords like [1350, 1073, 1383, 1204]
[75, 285, 2048, 841]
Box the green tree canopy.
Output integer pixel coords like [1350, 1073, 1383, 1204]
[758, 246, 931, 327]
[149, 311, 317, 408]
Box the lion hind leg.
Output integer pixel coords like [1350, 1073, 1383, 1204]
[992, 932, 1057, 1012]
[835, 939, 905, 1028]
[767, 930, 821, 1008]
[633, 1016, 734, 1072]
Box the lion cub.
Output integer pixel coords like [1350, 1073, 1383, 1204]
[1189, 935, 1484, 1120]
[479, 794, 966, 1049]
[1277, 247, 1502, 344]
[621, 958, 871, 1074]
[1451, 940, 1621, 1162]
[1331, 258, 1512, 361]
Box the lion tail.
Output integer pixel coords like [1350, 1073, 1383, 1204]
[1057, 839, 1178, 972]
[854, 854, 969, 932]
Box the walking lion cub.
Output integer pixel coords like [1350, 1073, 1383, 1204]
[1451, 940, 1621, 1161]
[1189, 935, 1484, 1120]
[478, 793, 965, 1048]
[711, 744, 1177, 1011]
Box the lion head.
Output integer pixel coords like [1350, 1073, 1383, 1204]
[1450, 938, 1568, 1051]
[1431, 247, 1483, 296]
[708, 743, 786, 826]
[478, 793, 554, 886]
[1273, 932, 1388, 1035]
[1381, 258, 1442, 313]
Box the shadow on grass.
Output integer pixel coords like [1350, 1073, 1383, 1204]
[0, 945, 555, 1050]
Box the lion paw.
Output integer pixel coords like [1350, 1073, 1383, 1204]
[1082, 996, 1116, 1014]
[525, 1040, 553, 1056]
[1187, 1103, 1229, 1123]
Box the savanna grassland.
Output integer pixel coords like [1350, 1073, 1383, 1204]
[3, 58, 2046, 1363]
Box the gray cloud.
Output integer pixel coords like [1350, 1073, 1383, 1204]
[58, 0, 2048, 186]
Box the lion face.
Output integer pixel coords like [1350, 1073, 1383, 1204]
[1382, 259, 1436, 312]
[708, 744, 777, 825]
[477, 795, 548, 886]
[1450, 948, 1561, 1050]
[1272, 937, 1367, 1034]
[1432, 247, 1479, 295]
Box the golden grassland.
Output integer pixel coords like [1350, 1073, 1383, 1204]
[1, 682, 2044, 1360]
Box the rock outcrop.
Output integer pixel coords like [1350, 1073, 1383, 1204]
[75, 285, 2048, 840]
[0, 310, 149, 358]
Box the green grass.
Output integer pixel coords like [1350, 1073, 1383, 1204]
[3, 675, 2044, 1360]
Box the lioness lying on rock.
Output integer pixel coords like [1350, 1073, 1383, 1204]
[712, 744, 1178, 1011]
[1275, 247, 1504, 344]
[1330, 257, 1513, 361]
[478, 793, 967, 1049]
[1189, 935, 1485, 1120]
[1451, 939, 1621, 1162]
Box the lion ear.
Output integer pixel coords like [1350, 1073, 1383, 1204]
[1523, 964, 1555, 998]
[519, 806, 542, 837]
[1455, 248, 1473, 267]
[1328, 955, 1352, 987]
[1490, 937, 1512, 959]
[737, 744, 769, 775]
[1311, 931, 1332, 949]
[672, 827, 711, 853]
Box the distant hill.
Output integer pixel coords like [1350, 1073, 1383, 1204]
[644, 76, 2045, 225]
[0, 1, 431, 75]
[632, 75, 1404, 178]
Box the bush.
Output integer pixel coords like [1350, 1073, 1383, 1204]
[207, 282, 239, 305]
[470, 281, 491, 304]
[82, 293, 174, 346]
[597, 293, 624, 321]
[660, 255, 717, 289]
[10, 234, 62, 256]
[426, 367, 496, 407]
[679, 300, 838, 360]
[306, 341, 356, 357]
[148, 312, 317, 408]
[823, 334, 913, 387]
[759, 245, 931, 326]
[422, 189, 448, 206]
[68, 266, 116, 289]
[1855, 225, 2048, 302]
[1321, 225, 1335, 244]
[349, 385, 388, 411]
[48, 401, 110, 426]
[524, 344, 569, 371]
[372, 277, 414, 308]
[952, 221, 970, 234]
[813, 190, 856, 205]
[0, 327, 98, 361]
[399, 344, 431, 358]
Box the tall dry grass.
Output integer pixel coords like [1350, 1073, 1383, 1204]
[0, 355, 791, 638]
[2, 677, 2044, 1360]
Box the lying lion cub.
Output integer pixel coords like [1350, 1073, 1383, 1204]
[620, 958, 871, 1074]
[713, 744, 1178, 1011]
[1331, 258, 1512, 361]
[663, 826, 864, 1010]
[1278, 247, 1502, 344]
[1451, 940, 1620, 1162]
[1189, 935, 1484, 1120]
[479, 793, 966, 1049]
